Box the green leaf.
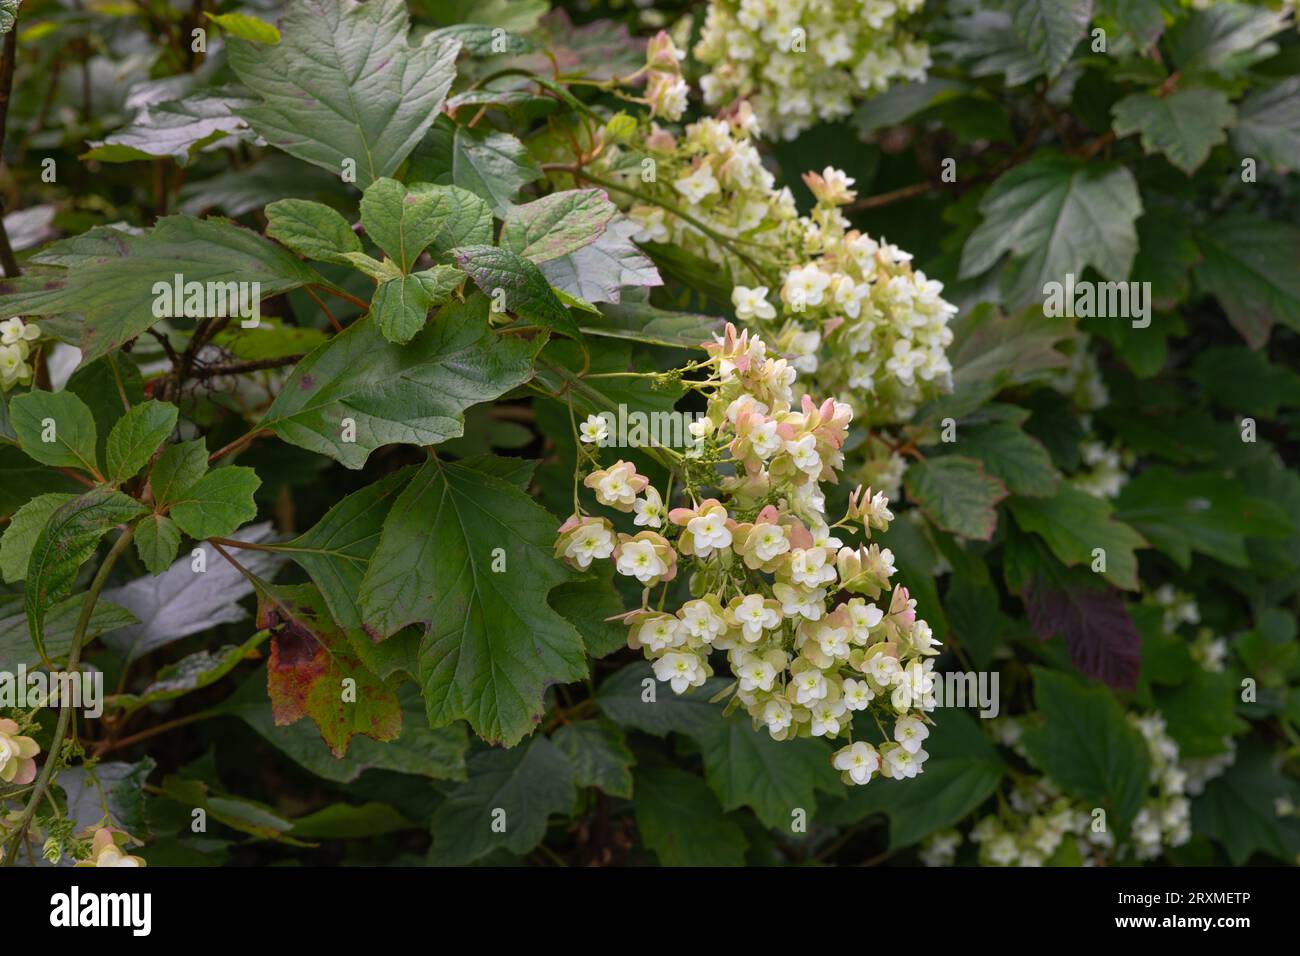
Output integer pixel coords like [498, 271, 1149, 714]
[634, 764, 747, 866]
[206, 11, 280, 44]
[82, 89, 257, 166]
[223, 673, 467, 783]
[168, 466, 261, 540]
[257, 296, 537, 469]
[1194, 214, 1300, 348]
[371, 274, 433, 344]
[955, 422, 1060, 496]
[452, 245, 581, 339]
[548, 577, 627, 658]
[0, 0, 17, 35]
[407, 116, 542, 216]
[0, 216, 321, 365]
[149, 439, 209, 508]
[265, 199, 361, 263]
[1232, 78, 1300, 173]
[694, 716, 838, 832]
[1007, 486, 1145, 590]
[535, 219, 661, 306]
[1, 493, 77, 584]
[59, 758, 155, 836]
[551, 721, 635, 798]
[1166, 4, 1289, 76]
[25, 489, 146, 661]
[1131, 208, 1198, 310]
[1191, 346, 1300, 418]
[584, 299, 723, 349]
[228, 0, 460, 188]
[114, 630, 268, 713]
[904, 455, 1007, 541]
[429, 736, 576, 865]
[105, 400, 178, 482]
[1154, 670, 1247, 759]
[919, 304, 1074, 420]
[134, 514, 182, 576]
[279, 468, 413, 630]
[0, 595, 136, 675]
[1111, 89, 1235, 175]
[102, 523, 287, 663]
[960, 153, 1142, 309]
[358, 457, 588, 746]
[9, 390, 99, 474]
[1192, 742, 1300, 865]
[360, 177, 440, 273]
[1010, 0, 1093, 79]
[289, 802, 414, 840]
[596, 661, 731, 738]
[821, 710, 1004, 848]
[1020, 667, 1152, 828]
[1114, 467, 1293, 570]
[261, 583, 402, 758]
[500, 189, 618, 262]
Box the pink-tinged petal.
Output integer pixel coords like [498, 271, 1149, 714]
[756, 505, 781, 524]
[15, 757, 37, 786]
[667, 506, 697, 525]
[788, 522, 815, 550]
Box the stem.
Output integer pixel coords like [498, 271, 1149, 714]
[314, 283, 369, 312]
[2, 525, 136, 866]
[93, 708, 220, 757]
[562, 167, 778, 285]
[0, 23, 21, 277]
[207, 427, 269, 465]
[304, 285, 343, 332]
[844, 180, 933, 212]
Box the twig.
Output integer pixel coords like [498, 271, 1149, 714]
[0, 22, 21, 277]
[2, 525, 136, 865]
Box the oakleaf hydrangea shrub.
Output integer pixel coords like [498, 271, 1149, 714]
[0, 0, 1296, 870]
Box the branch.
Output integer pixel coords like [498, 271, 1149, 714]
[2, 524, 136, 865]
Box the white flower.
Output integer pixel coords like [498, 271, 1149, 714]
[579, 414, 609, 445]
[563, 523, 615, 569]
[750, 522, 791, 562]
[833, 741, 880, 785]
[793, 668, 828, 705]
[0, 317, 39, 345]
[789, 547, 836, 588]
[882, 745, 927, 779]
[687, 508, 733, 555]
[674, 165, 720, 204]
[762, 697, 794, 735]
[814, 622, 851, 661]
[633, 487, 664, 528]
[783, 434, 822, 477]
[679, 599, 726, 643]
[636, 615, 682, 652]
[732, 285, 776, 321]
[783, 264, 831, 308]
[616, 539, 668, 584]
[735, 653, 777, 693]
[894, 716, 930, 754]
[774, 582, 823, 621]
[747, 420, 782, 460]
[653, 652, 707, 694]
[865, 650, 901, 686]
[810, 698, 847, 736]
[847, 600, 884, 641]
[732, 593, 781, 641]
[842, 678, 875, 710]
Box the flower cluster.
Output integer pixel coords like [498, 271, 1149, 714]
[642, 31, 690, 122]
[0, 317, 41, 391]
[693, 0, 932, 140]
[555, 323, 939, 784]
[601, 107, 956, 422]
[608, 102, 805, 278]
[738, 168, 957, 423]
[1072, 439, 1130, 499]
[925, 711, 1232, 866]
